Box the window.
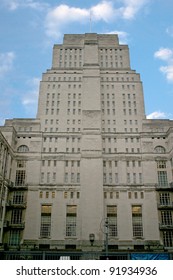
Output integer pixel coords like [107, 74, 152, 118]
[46, 191, 49, 198]
[77, 173, 80, 183]
[17, 145, 29, 152]
[40, 205, 51, 238]
[64, 173, 68, 183]
[163, 231, 173, 247]
[132, 205, 143, 237]
[9, 230, 20, 246]
[158, 171, 168, 187]
[47, 172, 50, 183]
[17, 160, 26, 168]
[64, 192, 68, 199]
[11, 209, 22, 224]
[140, 192, 144, 199]
[110, 192, 113, 199]
[161, 211, 172, 225]
[128, 192, 132, 199]
[107, 206, 117, 237]
[115, 173, 118, 184]
[160, 193, 170, 205]
[39, 191, 43, 198]
[154, 146, 166, 153]
[13, 191, 24, 204]
[127, 173, 130, 184]
[157, 161, 166, 169]
[103, 173, 106, 184]
[71, 173, 75, 183]
[109, 173, 112, 183]
[66, 205, 77, 237]
[133, 173, 136, 184]
[15, 170, 26, 186]
[139, 173, 142, 184]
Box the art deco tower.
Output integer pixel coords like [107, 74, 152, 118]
[1, 33, 173, 254]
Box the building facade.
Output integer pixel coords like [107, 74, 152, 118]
[0, 33, 173, 254]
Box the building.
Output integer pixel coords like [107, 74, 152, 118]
[0, 130, 14, 246]
[0, 33, 173, 258]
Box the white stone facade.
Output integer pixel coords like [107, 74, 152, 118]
[0, 33, 173, 251]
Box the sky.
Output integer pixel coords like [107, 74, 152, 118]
[0, 0, 173, 125]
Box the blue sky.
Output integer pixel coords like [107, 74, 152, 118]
[0, 0, 173, 124]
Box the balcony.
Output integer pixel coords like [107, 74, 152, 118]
[3, 220, 25, 229]
[158, 202, 173, 210]
[8, 182, 28, 190]
[159, 223, 173, 230]
[155, 183, 173, 191]
[6, 200, 27, 208]
[10, 222, 25, 229]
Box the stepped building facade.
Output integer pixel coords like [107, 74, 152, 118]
[0, 33, 173, 255]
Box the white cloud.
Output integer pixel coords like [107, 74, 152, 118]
[91, 1, 115, 22]
[2, 0, 49, 11]
[5, 0, 19, 10]
[45, 5, 89, 38]
[154, 48, 173, 61]
[160, 65, 173, 82]
[106, 30, 129, 44]
[121, 0, 149, 20]
[0, 52, 15, 77]
[154, 47, 173, 82]
[147, 111, 168, 119]
[45, 1, 150, 39]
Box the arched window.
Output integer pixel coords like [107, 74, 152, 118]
[17, 145, 29, 153]
[154, 146, 166, 154]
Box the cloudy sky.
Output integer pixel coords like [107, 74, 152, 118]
[0, 0, 173, 124]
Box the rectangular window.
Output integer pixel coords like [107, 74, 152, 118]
[15, 170, 26, 186]
[158, 171, 168, 187]
[127, 173, 130, 184]
[47, 172, 50, 183]
[157, 161, 166, 169]
[66, 205, 77, 237]
[115, 173, 118, 184]
[103, 173, 106, 184]
[53, 172, 56, 183]
[161, 211, 172, 225]
[40, 205, 51, 238]
[133, 173, 136, 184]
[139, 173, 142, 184]
[107, 206, 117, 237]
[163, 231, 173, 247]
[11, 209, 22, 224]
[13, 191, 24, 204]
[132, 205, 143, 237]
[64, 173, 68, 183]
[41, 172, 44, 183]
[17, 160, 26, 168]
[71, 173, 75, 183]
[109, 173, 112, 183]
[77, 173, 80, 183]
[160, 193, 170, 205]
[9, 230, 20, 246]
